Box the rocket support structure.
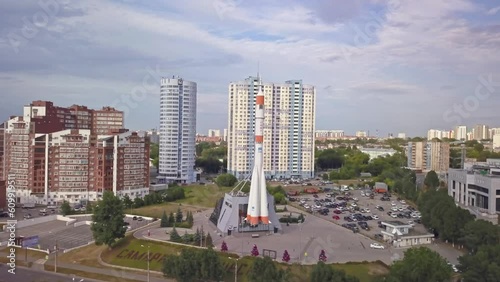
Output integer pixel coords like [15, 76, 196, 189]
[246, 86, 269, 226]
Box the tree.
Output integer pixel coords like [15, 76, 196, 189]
[387, 247, 452, 282]
[251, 244, 259, 257]
[424, 170, 440, 189]
[91, 191, 126, 248]
[319, 249, 327, 262]
[460, 220, 500, 253]
[220, 241, 228, 252]
[133, 197, 144, 208]
[160, 210, 169, 227]
[458, 244, 500, 282]
[60, 201, 72, 216]
[311, 262, 360, 282]
[169, 226, 182, 243]
[122, 194, 133, 211]
[176, 207, 183, 223]
[249, 256, 288, 282]
[194, 228, 201, 245]
[186, 211, 194, 226]
[163, 248, 223, 282]
[205, 233, 213, 248]
[182, 231, 191, 244]
[168, 212, 175, 227]
[282, 250, 290, 263]
[215, 173, 237, 187]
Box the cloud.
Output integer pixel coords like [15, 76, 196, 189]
[486, 6, 500, 15]
[0, 0, 499, 136]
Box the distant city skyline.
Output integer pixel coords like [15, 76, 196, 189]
[1, 1, 499, 137]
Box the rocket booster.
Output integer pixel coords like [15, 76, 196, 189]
[246, 86, 269, 225]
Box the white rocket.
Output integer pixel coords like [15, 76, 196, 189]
[246, 85, 269, 226]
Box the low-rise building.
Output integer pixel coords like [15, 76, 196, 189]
[448, 159, 500, 224]
[360, 148, 397, 160]
[381, 221, 434, 248]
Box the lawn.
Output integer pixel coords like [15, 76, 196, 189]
[176, 184, 232, 208]
[102, 236, 389, 282]
[44, 265, 142, 282]
[130, 202, 200, 219]
[57, 243, 108, 268]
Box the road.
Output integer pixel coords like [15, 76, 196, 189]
[0, 266, 101, 282]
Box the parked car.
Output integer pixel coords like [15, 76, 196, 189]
[332, 215, 340, 220]
[370, 243, 385, 249]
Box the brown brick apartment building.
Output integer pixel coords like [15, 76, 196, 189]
[23, 100, 124, 134]
[1, 101, 149, 205]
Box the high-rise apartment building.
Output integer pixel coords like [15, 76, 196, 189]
[397, 133, 406, 139]
[427, 129, 452, 140]
[406, 141, 450, 172]
[473, 124, 489, 140]
[208, 129, 221, 137]
[489, 128, 500, 140]
[356, 131, 367, 138]
[454, 126, 467, 141]
[22, 101, 124, 134]
[227, 76, 316, 180]
[3, 117, 150, 205]
[158, 77, 197, 184]
[223, 128, 228, 142]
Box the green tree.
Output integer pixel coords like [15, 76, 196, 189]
[198, 247, 224, 281]
[215, 173, 237, 187]
[122, 195, 133, 211]
[133, 197, 144, 208]
[249, 256, 288, 282]
[169, 226, 182, 243]
[163, 248, 198, 282]
[90, 191, 126, 248]
[60, 201, 72, 216]
[310, 262, 359, 282]
[460, 220, 500, 253]
[176, 207, 183, 223]
[186, 211, 193, 226]
[387, 247, 452, 282]
[424, 170, 440, 189]
[160, 210, 169, 227]
[205, 233, 213, 248]
[168, 212, 175, 227]
[458, 244, 500, 282]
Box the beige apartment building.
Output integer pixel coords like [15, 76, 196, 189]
[406, 141, 450, 172]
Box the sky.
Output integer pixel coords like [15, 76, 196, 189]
[0, 0, 499, 137]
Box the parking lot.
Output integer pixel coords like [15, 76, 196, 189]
[291, 186, 427, 241]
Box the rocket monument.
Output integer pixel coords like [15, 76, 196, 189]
[210, 79, 281, 234]
[246, 86, 269, 226]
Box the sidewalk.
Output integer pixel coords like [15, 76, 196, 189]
[45, 260, 172, 282]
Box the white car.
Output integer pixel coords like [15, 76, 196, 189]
[314, 204, 322, 209]
[365, 209, 370, 213]
[351, 203, 357, 207]
[304, 204, 310, 209]
[391, 213, 398, 218]
[391, 202, 397, 206]
[370, 243, 385, 249]
[372, 215, 379, 220]
[400, 200, 406, 204]
[353, 197, 358, 201]
[391, 207, 398, 212]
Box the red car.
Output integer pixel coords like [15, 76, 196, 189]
[334, 210, 342, 214]
[332, 215, 340, 220]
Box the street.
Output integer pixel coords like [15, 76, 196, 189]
[0, 267, 101, 282]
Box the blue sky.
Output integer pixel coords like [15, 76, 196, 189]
[0, 0, 499, 136]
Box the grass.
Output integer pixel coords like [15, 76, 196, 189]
[176, 184, 232, 208]
[101, 235, 187, 271]
[0, 247, 48, 263]
[56, 243, 108, 268]
[44, 265, 143, 282]
[101, 236, 389, 282]
[129, 203, 200, 219]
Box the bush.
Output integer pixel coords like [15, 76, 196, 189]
[279, 217, 299, 223]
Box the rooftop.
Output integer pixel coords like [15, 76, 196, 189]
[382, 221, 411, 227]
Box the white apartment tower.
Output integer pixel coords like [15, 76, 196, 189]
[454, 126, 467, 141]
[227, 76, 316, 180]
[159, 77, 197, 184]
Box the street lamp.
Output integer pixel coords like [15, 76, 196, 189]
[141, 245, 150, 282]
[228, 257, 240, 282]
[298, 220, 303, 264]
